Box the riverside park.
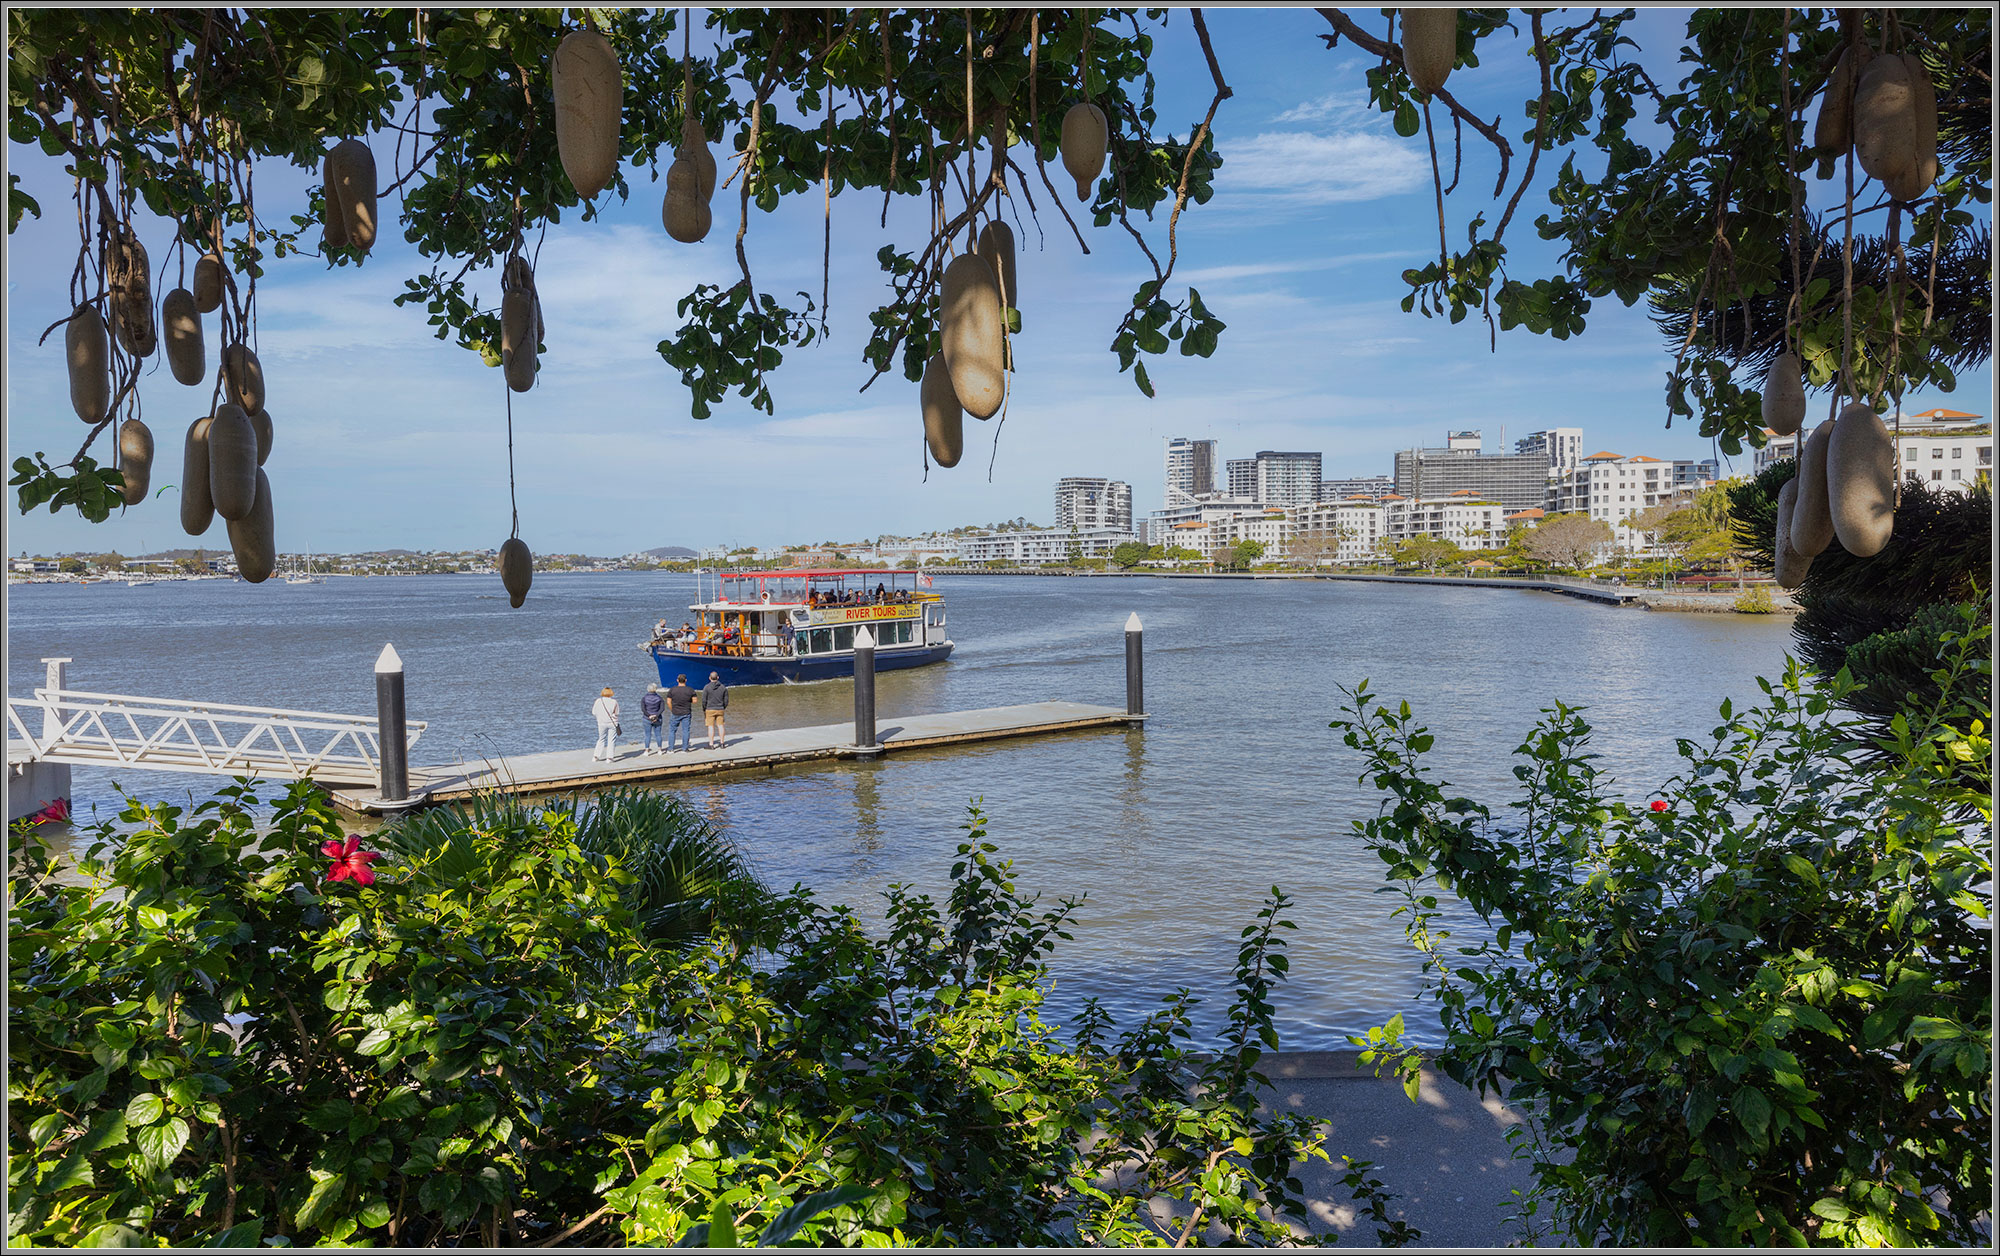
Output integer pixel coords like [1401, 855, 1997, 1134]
[5, 7, 1993, 1249]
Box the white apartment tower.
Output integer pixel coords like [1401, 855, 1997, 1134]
[1164, 437, 1218, 505]
[1054, 477, 1134, 533]
[1516, 428, 1585, 474]
[1225, 450, 1325, 507]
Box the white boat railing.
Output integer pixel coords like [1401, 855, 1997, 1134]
[5, 688, 425, 785]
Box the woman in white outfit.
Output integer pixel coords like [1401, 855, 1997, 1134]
[591, 686, 620, 760]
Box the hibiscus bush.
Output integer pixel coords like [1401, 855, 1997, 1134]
[1338, 608, 1993, 1246]
[9, 786, 1412, 1246]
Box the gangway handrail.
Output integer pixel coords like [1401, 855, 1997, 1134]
[25, 686, 429, 732]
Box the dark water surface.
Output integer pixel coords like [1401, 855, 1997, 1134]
[9, 572, 1797, 1046]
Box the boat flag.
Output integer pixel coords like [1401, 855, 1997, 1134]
[918, 573, 933, 588]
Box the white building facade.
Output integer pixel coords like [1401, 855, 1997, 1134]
[953, 528, 1134, 564]
[1754, 409, 1992, 491]
[1290, 499, 1386, 563]
[1164, 437, 1218, 505]
[1546, 452, 1685, 552]
[1053, 477, 1133, 533]
[1516, 427, 1585, 474]
[1381, 493, 1508, 551]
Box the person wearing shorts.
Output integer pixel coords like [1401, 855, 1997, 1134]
[700, 671, 730, 748]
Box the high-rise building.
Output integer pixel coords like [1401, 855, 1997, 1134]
[1393, 432, 1549, 514]
[1320, 475, 1395, 502]
[1516, 428, 1584, 474]
[1054, 477, 1133, 534]
[1164, 437, 1217, 505]
[1247, 451, 1324, 506]
[1226, 457, 1258, 499]
[1672, 458, 1720, 487]
[1225, 451, 1325, 506]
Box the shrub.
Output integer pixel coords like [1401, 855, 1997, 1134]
[1732, 586, 1776, 613]
[1336, 609, 1992, 1246]
[10, 791, 1411, 1246]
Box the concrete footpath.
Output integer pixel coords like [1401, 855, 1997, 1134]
[1259, 1050, 1533, 1248]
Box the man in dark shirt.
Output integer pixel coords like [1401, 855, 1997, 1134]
[665, 674, 698, 751]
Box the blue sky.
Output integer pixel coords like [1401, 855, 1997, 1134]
[6, 8, 1989, 556]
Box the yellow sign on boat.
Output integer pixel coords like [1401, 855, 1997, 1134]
[809, 604, 921, 625]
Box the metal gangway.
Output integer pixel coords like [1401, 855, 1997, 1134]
[6, 660, 423, 787]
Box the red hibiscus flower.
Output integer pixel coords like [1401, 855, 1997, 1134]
[321, 835, 381, 887]
[1649, 799, 1669, 813]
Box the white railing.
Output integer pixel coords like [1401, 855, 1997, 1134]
[5, 688, 424, 785]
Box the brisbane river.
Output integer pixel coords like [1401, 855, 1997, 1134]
[10, 572, 1797, 1047]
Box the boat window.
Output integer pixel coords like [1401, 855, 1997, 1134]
[811, 628, 832, 654]
[833, 626, 854, 652]
[791, 609, 809, 625]
[899, 621, 914, 645]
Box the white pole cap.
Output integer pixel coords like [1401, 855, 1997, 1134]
[1125, 612, 1143, 632]
[374, 643, 403, 673]
[854, 626, 875, 650]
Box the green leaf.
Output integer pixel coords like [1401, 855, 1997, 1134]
[1732, 1085, 1772, 1144]
[134, 1116, 190, 1174]
[124, 1092, 165, 1127]
[1394, 101, 1420, 137]
[756, 1184, 874, 1246]
[708, 1198, 738, 1248]
[357, 1200, 391, 1230]
[205, 1221, 263, 1247]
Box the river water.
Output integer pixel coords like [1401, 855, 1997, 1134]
[8, 572, 1797, 1046]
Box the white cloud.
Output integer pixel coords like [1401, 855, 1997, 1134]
[1271, 88, 1372, 125]
[1219, 130, 1428, 206]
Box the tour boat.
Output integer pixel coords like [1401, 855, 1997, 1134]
[645, 569, 952, 685]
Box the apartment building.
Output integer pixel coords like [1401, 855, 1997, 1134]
[1393, 431, 1549, 513]
[1319, 475, 1395, 502]
[1164, 437, 1218, 505]
[954, 529, 1134, 564]
[1515, 427, 1585, 474]
[1381, 492, 1509, 551]
[1141, 495, 1265, 547]
[1290, 498, 1386, 563]
[1053, 477, 1133, 533]
[1546, 452, 1686, 551]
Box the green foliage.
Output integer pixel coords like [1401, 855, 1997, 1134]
[10, 452, 125, 523]
[1731, 585, 1776, 613]
[1519, 512, 1611, 570]
[1390, 535, 1462, 572]
[1334, 612, 1993, 1246]
[1110, 540, 1157, 569]
[7, 781, 665, 1247]
[11, 789, 1409, 1246]
[377, 788, 771, 950]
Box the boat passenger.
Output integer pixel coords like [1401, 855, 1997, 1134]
[778, 620, 795, 654]
[875, 582, 887, 602]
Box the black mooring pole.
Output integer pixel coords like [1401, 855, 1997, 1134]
[1125, 612, 1144, 718]
[374, 643, 409, 802]
[852, 626, 878, 751]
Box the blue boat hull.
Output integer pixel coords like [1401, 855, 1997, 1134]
[649, 642, 953, 686]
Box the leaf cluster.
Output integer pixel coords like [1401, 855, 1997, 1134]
[1332, 618, 1993, 1246]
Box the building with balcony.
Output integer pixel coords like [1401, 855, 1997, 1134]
[1053, 477, 1133, 533]
[1290, 498, 1386, 564]
[953, 528, 1134, 564]
[1394, 431, 1549, 513]
[1319, 475, 1395, 502]
[1164, 437, 1218, 505]
[1516, 427, 1585, 474]
[1753, 408, 1991, 491]
[1381, 492, 1509, 551]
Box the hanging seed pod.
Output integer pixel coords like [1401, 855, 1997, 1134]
[1772, 478, 1811, 590]
[920, 353, 964, 468]
[227, 468, 276, 584]
[222, 343, 265, 413]
[1789, 418, 1836, 558]
[552, 30, 623, 200]
[108, 229, 157, 357]
[250, 407, 274, 466]
[1761, 352, 1806, 436]
[502, 291, 538, 393]
[1060, 103, 1108, 201]
[180, 416, 215, 536]
[117, 419, 154, 507]
[192, 252, 225, 313]
[325, 139, 378, 254]
[161, 287, 205, 385]
[679, 114, 717, 203]
[1854, 53, 1926, 201]
[321, 149, 349, 250]
[1812, 42, 1873, 153]
[976, 220, 1018, 314]
[66, 304, 110, 425]
[498, 537, 533, 608]
[1901, 52, 1939, 201]
[940, 253, 1005, 419]
[1827, 401, 1896, 557]
[662, 156, 711, 243]
[1400, 9, 1459, 97]
[207, 403, 260, 522]
[505, 254, 546, 345]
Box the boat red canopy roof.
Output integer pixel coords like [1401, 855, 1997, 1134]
[724, 569, 913, 579]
